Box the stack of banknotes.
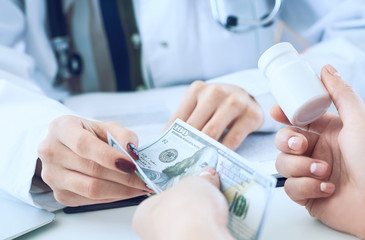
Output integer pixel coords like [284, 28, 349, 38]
[108, 119, 276, 240]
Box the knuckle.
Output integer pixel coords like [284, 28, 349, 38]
[225, 134, 242, 150]
[248, 104, 264, 123]
[106, 121, 119, 128]
[284, 180, 294, 197]
[49, 115, 75, 131]
[284, 178, 304, 201]
[86, 179, 102, 199]
[87, 160, 103, 176]
[275, 153, 285, 172]
[185, 80, 206, 96]
[98, 146, 109, 166]
[188, 80, 205, 93]
[124, 129, 138, 143]
[205, 84, 224, 97]
[74, 134, 88, 155]
[225, 94, 243, 109]
[203, 125, 219, 140]
[337, 82, 355, 96]
[125, 174, 142, 188]
[37, 141, 54, 162]
[48, 120, 59, 132]
[54, 191, 72, 206]
[40, 168, 53, 186]
[106, 122, 138, 144]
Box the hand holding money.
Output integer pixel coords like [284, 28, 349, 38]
[37, 115, 149, 207]
[109, 119, 276, 240]
[133, 167, 235, 240]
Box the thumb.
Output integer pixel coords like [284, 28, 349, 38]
[199, 167, 221, 189]
[321, 64, 365, 124]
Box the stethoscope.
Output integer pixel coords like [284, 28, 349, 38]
[47, 0, 83, 89]
[210, 0, 282, 33]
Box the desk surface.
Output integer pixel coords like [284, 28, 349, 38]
[19, 187, 358, 240]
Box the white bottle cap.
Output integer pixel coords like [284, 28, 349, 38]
[258, 42, 297, 78]
[258, 42, 332, 126]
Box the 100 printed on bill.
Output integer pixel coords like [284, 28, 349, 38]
[108, 119, 276, 240]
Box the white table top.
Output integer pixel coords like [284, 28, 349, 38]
[17, 88, 359, 239]
[18, 187, 358, 240]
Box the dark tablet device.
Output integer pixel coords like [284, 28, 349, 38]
[63, 195, 148, 214]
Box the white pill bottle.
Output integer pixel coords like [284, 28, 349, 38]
[258, 42, 332, 126]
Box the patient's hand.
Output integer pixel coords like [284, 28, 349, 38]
[133, 167, 234, 240]
[166, 81, 264, 150]
[272, 65, 365, 238]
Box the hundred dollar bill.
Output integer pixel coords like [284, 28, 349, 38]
[108, 119, 276, 240]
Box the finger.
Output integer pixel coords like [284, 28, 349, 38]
[94, 121, 140, 161]
[57, 170, 148, 200]
[78, 161, 149, 191]
[57, 148, 149, 191]
[321, 64, 365, 125]
[198, 167, 220, 189]
[165, 81, 204, 129]
[220, 114, 256, 150]
[186, 84, 235, 130]
[276, 153, 331, 179]
[270, 104, 291, 125]
[185, 101, 217, 130]
[275, 127, 319, 156]
[284, 177, 335, 204]
[38, 133, 148, 191]
[53, 190, 123, 207]
[201, 97, 244, 142]
[55, 118, 136, 173]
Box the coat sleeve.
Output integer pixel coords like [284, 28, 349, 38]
[0, 71, 75, 211]
[0, 0, 71, 211]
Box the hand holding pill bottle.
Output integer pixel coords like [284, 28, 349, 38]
[258, 42, 332, 126]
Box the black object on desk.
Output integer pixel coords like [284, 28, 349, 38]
[63, 195, 148, 214]
[273, 173, 287, 188]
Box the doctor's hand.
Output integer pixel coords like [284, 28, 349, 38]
[166, 81, 264, 150]
[37, 115, 150, 206]
[272, 65, 365, 239]
[133, 167, 234, 240]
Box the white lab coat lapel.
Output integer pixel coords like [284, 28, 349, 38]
[24, 0, 57, 82]
[134, 0, 276, 88]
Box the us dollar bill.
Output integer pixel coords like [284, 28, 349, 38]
[108, 119, 276, 240]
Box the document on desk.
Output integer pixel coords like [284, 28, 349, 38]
[108, 119, 276, 240]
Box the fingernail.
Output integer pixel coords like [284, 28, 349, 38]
[199, 171, 213, 177]
[326, 64, 341, 77]
[127, 143, 139, 161]
[320, 182, 335, 194]
[199, 167, 217, 177]
[310, 163, 327, 177]
[288, 137, 301, 151]
[115, 159, 136, 173]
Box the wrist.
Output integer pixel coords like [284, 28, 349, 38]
[352, 190, 365, 239]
